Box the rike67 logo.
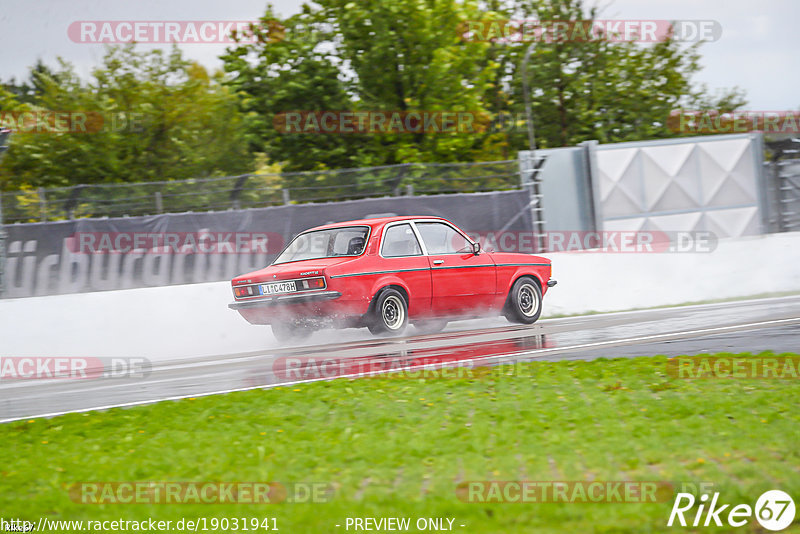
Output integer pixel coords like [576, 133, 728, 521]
[668, 490, 795, 531]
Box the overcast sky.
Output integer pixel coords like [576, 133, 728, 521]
[0, 0, 796, 110]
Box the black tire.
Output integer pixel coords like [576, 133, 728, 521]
[412, 319, 448, 335]
[271, 321, 312, 343]
[368, 288, 408, 335]
[504, 277, 543, 324]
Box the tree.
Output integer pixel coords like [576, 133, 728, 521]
[222, 0, 500, 173]
[0, 46, 252, 191]
[498, 0, 748, 147]
[224, 0, 748, 173]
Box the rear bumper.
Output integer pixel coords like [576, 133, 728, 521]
[547, 279, 557, 288]
[228, 290, 342, 310]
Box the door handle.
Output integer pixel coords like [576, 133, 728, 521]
[433, 259, 444, 265]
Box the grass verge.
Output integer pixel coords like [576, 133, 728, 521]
[2, 352, 799, 533]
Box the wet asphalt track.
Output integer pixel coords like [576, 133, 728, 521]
[1, 295, 799, 423]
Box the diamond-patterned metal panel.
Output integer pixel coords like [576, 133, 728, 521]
[595, 135, 762, 237]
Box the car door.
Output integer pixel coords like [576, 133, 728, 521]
[413, 221, 496, 315]
[379, 222, 432, 317]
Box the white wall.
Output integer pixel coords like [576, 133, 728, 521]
[1, 232, 798, 360]
[544, 231, 800, 315]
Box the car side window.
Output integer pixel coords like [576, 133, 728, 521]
[415, 222, 472, 254]
[382, 224, 423, 257]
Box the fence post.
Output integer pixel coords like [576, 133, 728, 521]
[38, 187, 47, 222]
[155, 192, 163, 214]
[405, 184, 414, 196]
[391, 163, 410, 196]
[282, 188, 291, 205]
[579, 140, 601, 233]
[229, 174, 250, 210]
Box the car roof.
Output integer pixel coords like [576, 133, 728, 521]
[308, 216, 447, 231]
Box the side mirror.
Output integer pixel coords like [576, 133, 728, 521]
[472, 242, 481, 255]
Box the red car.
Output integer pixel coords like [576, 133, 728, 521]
[229, 216, 556, 340]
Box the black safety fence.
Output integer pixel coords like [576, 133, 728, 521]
[0, 160, 523, 225]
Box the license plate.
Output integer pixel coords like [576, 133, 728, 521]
[261, 281, 297, 295]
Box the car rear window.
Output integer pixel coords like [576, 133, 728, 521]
[273, 226, 369, 264]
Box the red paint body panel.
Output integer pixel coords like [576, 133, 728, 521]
[229, 216, 554, 326]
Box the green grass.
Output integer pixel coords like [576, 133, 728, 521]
[2, 352, 799, 533]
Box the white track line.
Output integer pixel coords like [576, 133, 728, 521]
[2, 316, 799, 424]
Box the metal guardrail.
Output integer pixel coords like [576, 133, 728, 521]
[775, 158, 800, 231]
[764, 139, 800, 233]
[0, 160, 525, 224]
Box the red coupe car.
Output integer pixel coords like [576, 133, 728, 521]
[229, 216, 556, 340]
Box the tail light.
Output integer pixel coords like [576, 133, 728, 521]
[300, 277, 326, 290]
[307, 277, 325, 289]
[234, 286, 254, 298]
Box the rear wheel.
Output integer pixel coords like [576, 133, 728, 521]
[271, 321, 313, 343]
[504, 277, 542, 324]
[367, 289, 408, 335]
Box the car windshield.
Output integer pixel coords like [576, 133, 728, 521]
[273, 226, 369, 264]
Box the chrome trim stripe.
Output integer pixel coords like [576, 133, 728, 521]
[431, 264, 494, 269]
[228, 291, 342, 310]
[494, 263, 551, 267]
[330, 268, 430, 279]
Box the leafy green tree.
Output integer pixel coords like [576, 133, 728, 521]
[498, 0, 747, 147]
[0, 46, 252, 191]
[222, 0, 499, 173]
[225, 0, 747, 173]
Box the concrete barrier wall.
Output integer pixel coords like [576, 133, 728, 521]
[545, 230, 800, 316]
[1, 232, 798, 361]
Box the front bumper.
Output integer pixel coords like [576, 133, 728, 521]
[547, 279, 557, 287]
[228, 290, 342, 310]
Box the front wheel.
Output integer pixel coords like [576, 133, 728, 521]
[368, 289, 408, 335]
[504, 277, 543, 324]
